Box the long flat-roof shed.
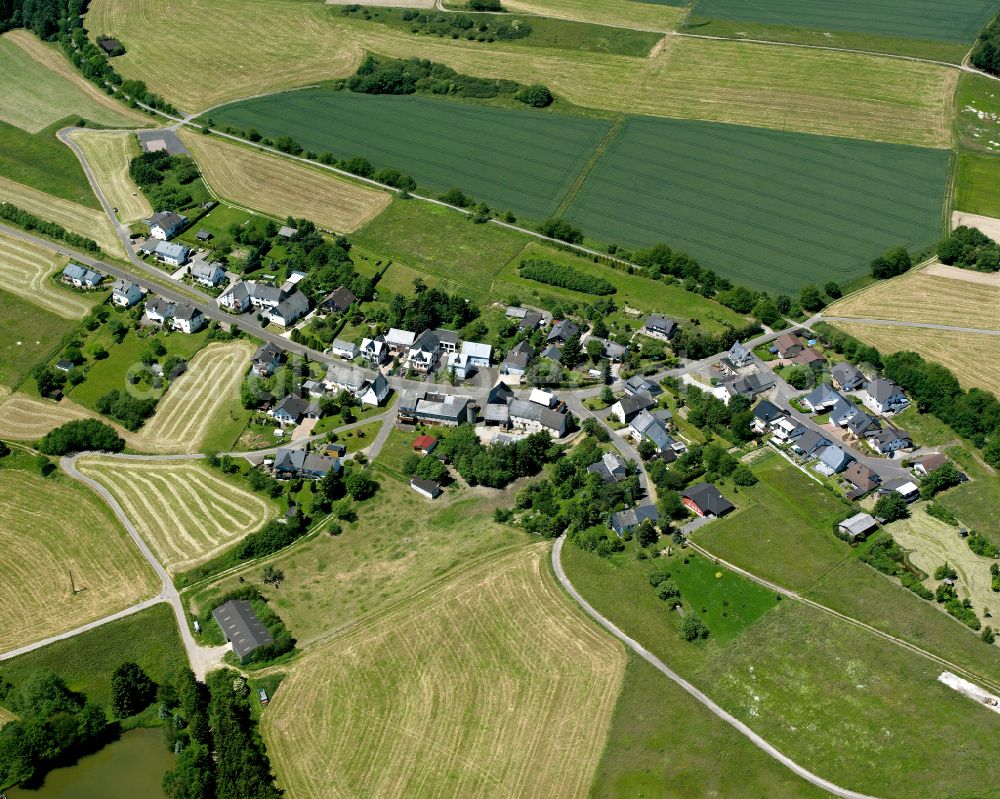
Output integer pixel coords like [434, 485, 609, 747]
[212, 599, 273, 663]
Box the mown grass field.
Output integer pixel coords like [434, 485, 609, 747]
[956, 153, 1000, 218]
[564, 540, 1000, 799]
[498, 0, 683, 31]
[0, 32, 143, 133]
[0, 174, 122, 256]
[66, 129, 151, 224]
[0, 230, 98, 318]
[955, 73, 1000, 154]
[566, 116, 950, 293]
[0, 603, 186, 709]
[0, 467, 159, 653]
[0, 118, 100, 207]
[127, 340, 255, 454]
[0, 288, 76, 389]
[263, 545, 625, 799]
[828, 266, 1000, 330]
[0, 391, 107, 441]
[77, 456, 277, 572]
[208, 90, 612, 222]
[937, 445, 1000, 549]
[179, 129, 391, 232]
[834, 323, 1000, 397]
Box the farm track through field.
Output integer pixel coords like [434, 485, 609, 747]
[76, 456, 277, 571]
[263, 545, 624, 799]
[129, 340, 255, 453]
[65, 129, 152, 224]
[0, 231, 92, 317]
[0, 469, 160, 653]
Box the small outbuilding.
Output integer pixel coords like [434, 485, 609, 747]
[838, 512, 879, 542]
[211, 599, 273, 664]
[409, 477, 442, 500]
[412, 434, 438, 455]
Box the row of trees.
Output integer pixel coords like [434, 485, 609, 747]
[518, 257, 616, 295]
[971, 17, 1000, 77]
[0, 202, 100, 252]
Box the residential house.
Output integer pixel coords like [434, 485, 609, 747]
[144, 297, 174, 325]
[880, 478, 920, 503]
[518, 310, 542, 332]
[792, 347, 826, 369]
[330, 339, 359, 360]
[830, 397, 860, 427]
[838, 512, 879, 542]
[171, 304, 205, 334]
[142, 239, 189, 267]
[251, 342, 282, 377]
[408, 330, 441, 373]
[359, 336, 388, 366]
[435, 329, 459, 355]
[386, 328, 416, 356]
[913, 453, 948, 477]
[55, 358, 75, 372]
[190, 261, 226, 287]
[610, 505, 659, 537]
[727, 340, 754, 368]
[357, 373, 390, 407]
[319, 286, 357, 315]
[61, 262, 103, 288]
[643, 314, 677, 340]
[588, 452, 628, 484]
[771, 416, 805, 442]
[269, 291, 309, 327]
[302, 380, 324, 398]
[629, 409, 679, 453]
[270, 395, 317, 426]
[547, 319, 580, 344]
[843, 462, 880, 499]
[147, 211, 188, 240]
[324, 363, 366, 395]
[273, 448, 341, 479]
[212, 599, 272, 664]
[791, 429, 830, 457]
[508, 398, 568, 438]
[682, 483, 735, 518]
[846, 411, 880, 439]
[752, 399, 786, 433]
[832, 362, 865, 391]
[623, 375, 662, 398]
[540, 344, 562, 361]
[461, 341, 492, 370]
[595, 338, 627, 363]
[814, 445, 853, 475]
[611, 391, 657, 424]
[218, 280, 251, 313]
[862, 378, 909, 415]
[774, 333, 805, 359]
[409, 477, 442, 500]
[725, 371, 775, 399]
[447, 352, 472, 380]
[111, 278, 141, 307]
[413, 434, 438, 455]
[398, 389, 473, 426]
[248, 282, 285, 311]
[866, 426, 912, 454]
[802, 383, 843, 413]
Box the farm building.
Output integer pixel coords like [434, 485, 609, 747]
[409, 477, 442, 500]
[413, 434, 438, 455]
[212, 599, 273, 664]
[838, 513, 879, 542]
[61, 262, 103, 288]
[682, 483, 734, 518]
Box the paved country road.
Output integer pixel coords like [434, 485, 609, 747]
[821, 316, 1000, 336]
[550, 536, 883, 799]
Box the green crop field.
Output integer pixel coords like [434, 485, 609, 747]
[956, 152, 1000, 218]
[565, 116, 951, 293]
[210, 90, 612, 222]
[688, 0, 997, 45]
[0, 119, 99, 208]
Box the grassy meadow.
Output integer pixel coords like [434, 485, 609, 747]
[955, 152, 1000, 218]
[0, 288, 76, 389]
[0, 118, 100, 207]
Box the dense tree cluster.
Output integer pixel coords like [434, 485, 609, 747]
[517, 84, 553, 107]
[971, 17, 1000, 77]
[858, 532, 933, 600]
[282, 220, 373, 303]
[347, 54, 520, 99]
[0, 202, 100, 252]
[919, 461, 962, 500]
[519, 258, 615, 295]
[0, 670, 107, 787]
[128, 151, 203, 210]
[110, 662, 154, 718]
[37, 418, 124, 455]
[683, 386, 755, 444]
[937, 226, 1000, 272]
[537, 217, 584, 244]
[386, 281, 479, 331]
[96, 389, 157, 430]
[873, 491, 909, 523]
[438, 424, 559, 489]
[870, 246, 912, 279]
[675, 322, 764, 362]
[968, 531, 1000, 559]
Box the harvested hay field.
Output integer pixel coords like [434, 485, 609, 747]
[0, 468, 159, 653]
[129, 340, 255, 453]
[76, 456, 277, 571]
[0, 175, 122, 257]
[833, 323, 1000, 397]
[0, 391, 108, 441]
[827, 268, 1000, 330]
[0, 230, 96, 318]
[637, 36, 957, 148]
[0, 31, 145, 133]
[263, 545, 624, 799]
[504, 0, 683, 31]
[66, 129, 151, 223]
[179, 130, 390, 232]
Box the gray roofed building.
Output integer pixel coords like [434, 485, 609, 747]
[519, 310, 542, 332]
[866, 426, 912, 454]
[409, 477, 442, 499]
[682, 483, 735, 518]
[728, 340, 754, 368]
[623, 375, 662, 397]
[398, 390, 473, 426]
[611, 505, 659, 537]
[814, 445, 853, 475]
[863, 378, 909, 415]
[271, 394, 311, 425]
[111, 278, 142, 307]
[434, 328, 459, 353]
[61, 262, 103, 287]
[212, 599, 273, 663]
[838, 512, 879, 541]
[502, 340, 534, 375]
[144, 296, 174, 323]
[611, 391, 657, 424]
[150, 240, 190, 266]
[629, 409, 676, 453]
[791, 428, 830, 456]
[725, 371, 775, 398]
[505, 306, 528, 320]
[277, 225, 298, 238]
[643, 314, 677, 339]
[330, 339, 359, 359]
[752, 399, 785, 426]
[830, 397, 859, 427]
[190, 260, 225, 287]
[271, 291, 309, 327]
[249, 282, 285, 306]
[218, 279, 251, 312]
[881, 478, 920, 502]
[547, 319, 580, 343]
[540, 344, 562, 361]
[273, 447, 341, 479]
[507, 398, 567, 437]
[832, 362, 865, 391]
[588, 452, 628, 484]
[146, 210, 187, 240]
[847, 411, 880, 438]
[802, 383, 843, 413]
[252, 342, 282, 376]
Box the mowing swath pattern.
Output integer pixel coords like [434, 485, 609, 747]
[210, 91, 611, 221]
[503, 0, 684, 30]
[565, 116, 949, 294]
[131, 341, 254, 453]
[77, 458, 276, 570]
[67, 129, 151, 224]
[263, 546, 624, 799]
[0, 470, 158, 652]
[0, 392, 97, 440]
[0, 232, 91, 318]
[691, 0, 998, 43]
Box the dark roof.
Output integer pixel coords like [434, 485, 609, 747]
[410, 477, 441, 497]
[547, 320, 579, 342]
[98, 37, 121, 53]
[196, 229, 213, 240]
[212, 599, 272, 660]
[916, 453, 948, 472]
[253, 342, 282, 363]
[683, 482, 735, 516]
[321, 286, 357, 312]
[274, 394, 309, 419]
[611, 504, 659, 531]
[753, 399, 785, 424]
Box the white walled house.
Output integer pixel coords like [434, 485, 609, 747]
[111, 278, 142, 307]
[218, 281, 251, 313]
[170, 304, 206, 334]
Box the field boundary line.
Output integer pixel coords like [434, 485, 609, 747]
[551, 535, 883, 799]
[553, 114, 625, 218]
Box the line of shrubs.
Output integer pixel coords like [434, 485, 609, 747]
[519, 257, 616, 295]
[0, 203, 100, 253]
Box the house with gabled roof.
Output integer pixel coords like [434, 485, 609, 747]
[623, 375, 662, 398]
[866, 426, 912, 454]
[273, 447, 341, 479]
[408, 330, 440, 373]
[832, 362, 865, 391]
[212, 599, 272, 664]
[843, 462, 880, 499]
[547, 319, 579, 343]
[360, 336, 388, 366]
[643, 314, 677, 340]
[629, 409, 678, 453]
[752, 399, 786, 432]
[682, 483, 735, 518]
[838, 512, 879, 542]
[218, 280, 251, 313]
[270, 395, 316, 426]
[319, 286, 357, 315]
[170, 303, 205, 334]
[847, 411, 881, 439]
[147, 211, 188, 240]
[386, 328, 416, 355]
[611, 391, 657, 424]
[62, 262, 103, 288]
[792, 347, 826, 369]
[502, 340, 534, 377]
[358, 373, 390, 407]
[508, 398, 567, 438]
[791, 429, 830, 457]
[727, 340, 754, 368]
[725, 371, 775, 399]
[802, 383, 842, 413]
[610, 504, 659, 537]
[862, 378, 909, 415]
[144, 296, 174, 325]
[774, 333, 805, 359]
[252, 342, 282, 377]
[814, 445, 853, 475]
[588, 452, 628, 484]
[913, 453, 948, 477]
[190, 260, 226, 287]
[269, 291, 309, 327]
[111, 278, 141, 307]
[330, 339, 358, 360]
[830, 397, 860, 427]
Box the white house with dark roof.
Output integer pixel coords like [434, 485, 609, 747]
[866, 426, 912, 454]
[111, 278, 141, 307]
[832, 362, 865, 391]
[269, 291, 309, 327]
[218, 280, 251, 313]
[611, 391, 657, 424]
[862, 378, 909, 416]
[643, 314, 677, 340]
[447, 352, 473, 380]
[147, 211, 188, 240]
[248, 282, 285, 311]
[144, 296, 174, 325]
[508, 398, 567, 437]
[501, 340, 533, 377]
[407, 330, 440, 373]
[629, 409, 679, 453]
[802, 383, 843, 413]
[141, 239, 190, 267]
[190, 260, 226, 287]
[252, 342, 282, 376]
[435, 328, 459, 354]
[170, 303, 205, 334]
[814, 445, 853, 475]
[624, 375, 662, 398]
[358, 373, 390, 407]
[727, 340, 754, 368]
[398, 389, 473, 426]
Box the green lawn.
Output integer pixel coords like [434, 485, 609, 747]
[955, 152, 1000, 218]
[0, 288, 75, 389]
[0, 603, 186, 712]
[892, 406, 961, 448]
[938, 445, 1000, 549]
[175, 202, 264, 249]
[692, 454, 854, 591]
[589, 655, 831, 799]
[565, 115, 951, 295]
[955, 73, 1000, 154]
[0, 118, 99, 208]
